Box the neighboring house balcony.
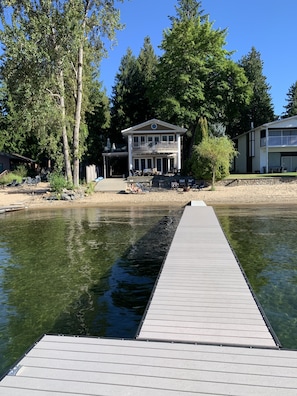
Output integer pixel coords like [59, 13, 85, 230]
[133, 141, 178, 154]
[261, 132, 297, 147]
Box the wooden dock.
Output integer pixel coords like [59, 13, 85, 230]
[1, 202, 297, 395]
[137, 205, 278, 348]
[0, 204, 25, 214]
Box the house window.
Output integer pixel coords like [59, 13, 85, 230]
[169, 135, 174, 142]
[147, 158, 152, 168]
[249, 131, 255, 157]
[134, 159, 139, 170]
[162, 135, 168, 142]
[140, 136, 146, 145]
[133, 136, 139, 147]
[141, 159, 146, 170]
[157, 158, 162, 172]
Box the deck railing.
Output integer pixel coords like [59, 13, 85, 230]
[133, 141, 178, 153]
[261, 136, 297, 147]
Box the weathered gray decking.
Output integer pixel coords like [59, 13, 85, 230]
[1, 202, 297, 395]
[2, 334, 297, 396]
[137, 205, 277, 348]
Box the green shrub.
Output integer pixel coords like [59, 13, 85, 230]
[14, 165, 28, 177]
[49, 173, 73, 193]
[85, 182, 95, 195]
[0, 172, 23, 185]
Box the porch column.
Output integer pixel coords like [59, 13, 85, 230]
[177, 134, 181, 171]
[265, 126, 269, 173]
[128, 135, 133, 172]
[103, 155, 107, 179]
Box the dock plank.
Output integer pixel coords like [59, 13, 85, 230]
[1, 335, 297, 395]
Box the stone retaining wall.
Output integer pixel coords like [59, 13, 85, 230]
[218, 177, 297, 186]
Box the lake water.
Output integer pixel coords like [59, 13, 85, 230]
[1, 205, 297, 377]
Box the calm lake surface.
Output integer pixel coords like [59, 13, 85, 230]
[1, 205, 297, 377]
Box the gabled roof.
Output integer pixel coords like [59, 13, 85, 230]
[262, 115, 297, 129]
[234, 115, 297, 139]
[121, 119, 187, 136]
[0, 152, 35, 162]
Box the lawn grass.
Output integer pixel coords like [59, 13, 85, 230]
[226, 172, 297, 179]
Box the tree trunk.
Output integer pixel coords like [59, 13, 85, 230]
[212, 165, 216, 190]
[73, 44, 83, 187]
[58, 68, 73, 183]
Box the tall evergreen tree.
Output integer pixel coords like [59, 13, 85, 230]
[110, 48, 140, 140]
[137, 36, 158, 120]
[84, 84, 111, 166]
[235, 47, 274, 135]
[283, 81, 297, 118]
[110, 37, 158, 139]
[170, 0, 205, 22]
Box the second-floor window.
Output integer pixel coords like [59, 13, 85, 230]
[134, 136, 139, 147]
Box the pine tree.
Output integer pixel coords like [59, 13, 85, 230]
[234, 47, 274, 135]
[110, 37, 158, 139]
[283, 81, 297, 118]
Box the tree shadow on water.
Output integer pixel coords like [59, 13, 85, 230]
[50, 211, 183, 339]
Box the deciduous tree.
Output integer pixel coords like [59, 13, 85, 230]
[152, 0, 250, 161]
[194, 124, 237, 188]
[0, 0, 124, 186]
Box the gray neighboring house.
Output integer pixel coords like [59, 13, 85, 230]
[234, 115, 297, 173]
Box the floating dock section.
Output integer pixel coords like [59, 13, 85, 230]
[1, 202, 297, 395]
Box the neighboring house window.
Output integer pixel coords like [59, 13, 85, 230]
[249, 131, 255, 157]
[134, 136, 139, 147]
[260, 130, 266, 146]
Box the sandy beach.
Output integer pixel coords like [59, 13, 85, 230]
[1, 179, 297, 210]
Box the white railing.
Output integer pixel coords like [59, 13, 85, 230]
[261, 136, 297, 147]
[133, 142, 178, 153]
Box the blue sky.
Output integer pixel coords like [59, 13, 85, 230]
[100, 0, 297, 116]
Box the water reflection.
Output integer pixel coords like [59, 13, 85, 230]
[215, 205, 297, 349]
[0, 207, 182, 376]
[2, 204, 297, 377]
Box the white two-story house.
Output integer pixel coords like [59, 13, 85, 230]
[121, 119, 187, 175]
[235, 115, 297, 173]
